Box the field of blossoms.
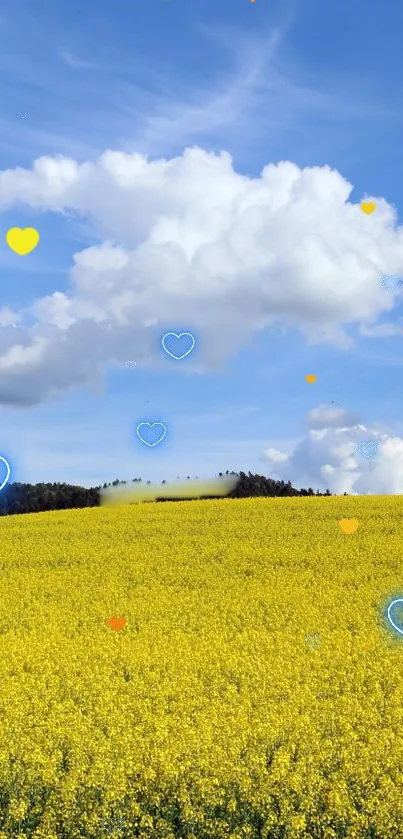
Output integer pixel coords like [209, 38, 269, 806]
[0, 495, 402, 838]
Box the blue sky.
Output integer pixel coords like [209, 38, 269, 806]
[0, 0, 403, 492]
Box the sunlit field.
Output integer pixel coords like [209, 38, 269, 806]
[0, 496, 402, 838]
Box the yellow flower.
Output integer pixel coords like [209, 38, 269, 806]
[0, 496, 400, 837]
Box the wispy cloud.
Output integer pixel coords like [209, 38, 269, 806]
[359, 323, 401, 338]
[121, 26, 402, 161]
[0, 9, 400, 169]
[59, 50, 100, 71]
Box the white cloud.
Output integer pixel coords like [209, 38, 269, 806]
[0, 148, 403, 406]
[359, 322, 401, 338]
[0, 307, 22, 328]
[264, 407, 403, 494]
[306, 404, 359, 429]
[264, 448, 289, 464]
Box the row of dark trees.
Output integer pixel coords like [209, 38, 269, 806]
[0, 482, 100, 517]
[225, 472, 332, 499]
[0, 472, 334, 517]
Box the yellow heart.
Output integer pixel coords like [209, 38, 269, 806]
[339, 519, 359, 534]
[6, 227, 40, 255]
[305, 374, 317, 384]
[360, 201, 376, 215]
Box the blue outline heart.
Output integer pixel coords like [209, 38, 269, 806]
[161, 332, 195, 360]
[0, 456, 10, 491]
[136, 422, 166, 447]
[357, 441, 378, 459]
[387, 598, 403, 636]
[380, 274, 399, 291]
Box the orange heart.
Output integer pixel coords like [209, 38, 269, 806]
[305, 374, 317, 384]
[107, 617, 127, 632]
[339, 519, 359, 534]
[360, 201, 376, 215]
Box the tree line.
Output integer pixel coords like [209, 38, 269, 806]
[0, 472, 334, 517]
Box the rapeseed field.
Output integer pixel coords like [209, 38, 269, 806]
[0, 495, 402, 838]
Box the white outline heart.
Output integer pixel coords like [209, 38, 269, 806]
[380, 274, 399, 291]
[0, 456, 10, 492]
[387, 598, 403, 636]
[161, 332, 195, 360]
[136, 422, 167, 447]
[357, 441, 378, 459]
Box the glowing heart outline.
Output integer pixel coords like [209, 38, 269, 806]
[161, 332, 195, 360]
[357, 441, 378, 459]
[380, 274, 400, 292]
[136, 422, 167, 447]
[0, 457, 10, 492]
[304, 633, 321, 649]
[387, 598, 403, 636]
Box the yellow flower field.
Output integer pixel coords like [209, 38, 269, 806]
[0, 495, 402, 838]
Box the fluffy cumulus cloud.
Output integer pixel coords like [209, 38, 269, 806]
[1, 147, 403, 405]
[306, 403, 360, 429]
[264, 404, 403, 494]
